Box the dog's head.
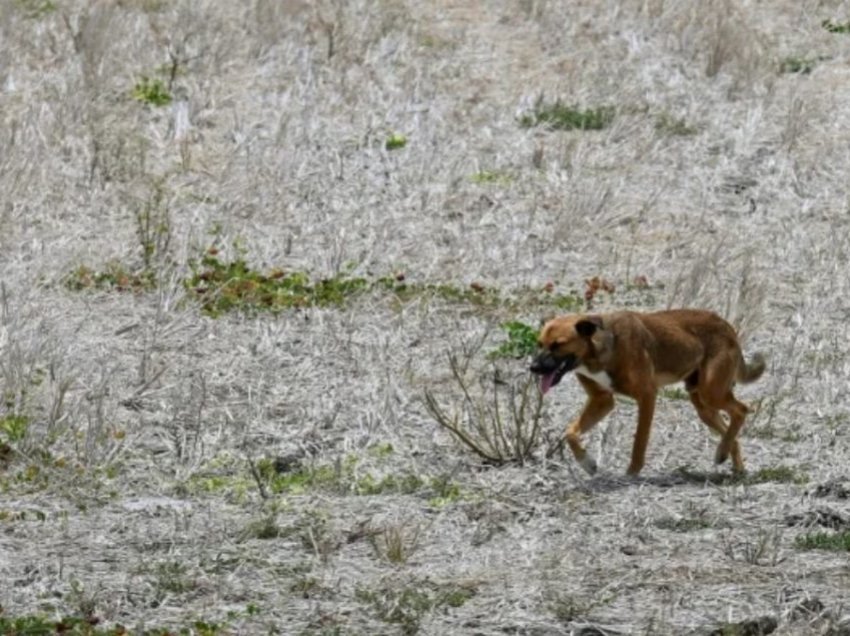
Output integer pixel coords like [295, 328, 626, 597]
[530, 315, 607, 394]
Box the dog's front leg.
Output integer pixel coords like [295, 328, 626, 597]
[565, 381, 614, 475]
[627, 392, 657, 476]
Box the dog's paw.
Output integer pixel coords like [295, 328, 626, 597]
[579, 455, 598, 475]
[714, 443, 729, 465]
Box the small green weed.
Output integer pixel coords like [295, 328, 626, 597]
[660, 387, 689, 401]
[488, 320, 538, 360]
[654, 515, 713, 532]
[0, 414, 29, 443]
[385, 133, 407, 150]
[520, 101, 614, 131]
[132, 76, 172, 106]
[779, 56, 818, 74]
[356, 581, 476, 634]
[655, 113, 698, 136]
[152, 560, 195, 595]
[244, 514, 284, 540]
[355, 472, 425, 496]
[368, 442, 395, 458]
[794, 530, 850, 551]
[822, 19, 850, 34]
[470, 170, 512, 184]
[427, 474, 463, 508]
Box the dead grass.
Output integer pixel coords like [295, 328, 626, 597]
[1, 0, 849, 634]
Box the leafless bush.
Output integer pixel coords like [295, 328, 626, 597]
[665, 0, 768, 85]
[720, 527, 785, 566]
[424, 353, 544, 466]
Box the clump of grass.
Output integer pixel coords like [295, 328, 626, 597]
[132, 76, 172, 106]
[488, 321, 538, 360]
[746, 466, 808, 486]
[655, 113, 699, 136]
[152, 560, 195, 595]
[721, 528, 784, 566]
[794, 530, 850, 551]
[356, 581, 476, 634]
[520, 100, 614, 131]
[822, 19, 850, 34]
[369, 522, 421, 564]
[425, 353, 544, 466]
[65, 263, 156, 293]
[779, 56, 817, 74]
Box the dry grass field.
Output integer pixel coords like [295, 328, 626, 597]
[2, 1, 850, 634]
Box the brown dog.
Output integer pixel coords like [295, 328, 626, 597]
[530, 309, 765, 476]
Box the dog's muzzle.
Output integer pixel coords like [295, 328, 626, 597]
[530, 352, 578, 394]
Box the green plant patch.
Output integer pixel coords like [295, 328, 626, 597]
[746, 466, 808, 485]
[520, 101, 614, 131]
[132, 76, 172, 106]
[674, 465, 807, 487]
[0, 612, 229, 635]
[660, 387, 689, 401]
[65, 263, 156, 293]
[13, 0, 56, 18]
[185, 252, 369, 315]
[470, 170, 512, 184]
[185, 250, 584, 316]
[794, 530, 850, 551]
[356, 581, 476, 633]
[488, 321, 539, 359]
[822, 19, 850, 34]
[385, 132, 407, 150]
[0, 414, 30, 443]
[779, 56, 816, 74]
[654, 516, 713, 532]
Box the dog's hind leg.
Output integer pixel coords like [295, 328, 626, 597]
[688, 389, 744, 472]
[715, 393, 749, 468]
[565, 377, 615, 475]
[696, 351, 749, 470]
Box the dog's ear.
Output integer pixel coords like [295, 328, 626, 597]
[575, 316, 603, 338]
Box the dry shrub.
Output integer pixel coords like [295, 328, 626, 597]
[424, 352, 544, 466]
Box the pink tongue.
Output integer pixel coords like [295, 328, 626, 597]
[540, 372, 556, 395]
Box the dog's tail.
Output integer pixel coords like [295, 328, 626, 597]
[737, 351, 766, 384]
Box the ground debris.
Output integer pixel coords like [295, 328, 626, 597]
[810, 479, 850, 500]
[784, 507, 849, 530]
[688, 615, 778, 636]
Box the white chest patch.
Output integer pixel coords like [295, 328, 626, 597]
[575, 365, 614, 391]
